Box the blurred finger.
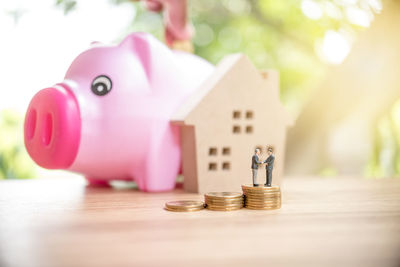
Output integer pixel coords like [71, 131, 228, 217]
[163, 0, 193, 41]
[165, 23, 193, 46]
[145, 0, 163, 12]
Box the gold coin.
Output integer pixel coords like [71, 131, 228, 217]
[242, 188, 280, 194]
[206, 203, 243, 209]
[207, 206, 243, 210]
[245, 202, 280, 206]
[205, 196, 244, 201]
[245, 206, 280, 209]
[205, 194, 243, 199]
[245, 204, 280, 208]
[244, 192, 281, 198]
[205, 192, 243, 199]
[245, 205, 281, 210]
[245, 200, 280, 204]
[205, 196, 243, 201]
[243, 190, 281, 195]
[206, 206, 242, 211]
[206, 202, 244, 207]
[243, 192, 281, 197]
[244, 192, 280, 196]
[205, 202, 244, 207]
[244, 194, 280, 197]
[205, 198, 244, 204]
[245, 203, 282, 208]
[244, 197, 280, 201]
[165, 206, 204, 212]
[242, 189, 281, 194]
[243, 191, 281, 196]
[245, 201, 281, 205]
[245, 197, 280, 201]
[242, 184, 280, 190]
[165, 200, 204, 211]
[164, 205, 203, 210]
[245, 200, 281, 205]
[206, 202, 243, 207]
[243, 188, 281, 192]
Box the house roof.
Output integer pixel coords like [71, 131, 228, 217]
[171, 53, 294, 126]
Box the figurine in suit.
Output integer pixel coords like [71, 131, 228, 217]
[251, 148, 263, 186]
[263, 147, 275, 187]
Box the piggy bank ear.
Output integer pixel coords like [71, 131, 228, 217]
[119, 33, 175, 85]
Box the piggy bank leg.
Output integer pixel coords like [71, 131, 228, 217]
[85, 177, 111, 187]
[133, 125, 181, 192]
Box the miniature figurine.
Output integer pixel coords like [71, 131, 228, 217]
[263, 147, 275, 187]
[251, 148, 263, 187]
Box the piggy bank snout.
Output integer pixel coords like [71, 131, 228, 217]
[24, 86, 81, 169]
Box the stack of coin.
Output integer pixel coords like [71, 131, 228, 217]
[165, 200, 205, 212]
[242, 184, 281, 210]
[204, 192, 244, 211]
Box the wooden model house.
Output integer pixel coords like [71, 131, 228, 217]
[172, 54, 293, 193]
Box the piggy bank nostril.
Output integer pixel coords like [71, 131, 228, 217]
[42, 113, 53, 146]
[26, 109, 37, 140]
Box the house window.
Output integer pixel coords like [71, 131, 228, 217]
[222, 162, 230, 170]
[233, 125, 241, 134]
[209, 162, 217, 171]
[209, 147, 217, 156]
[246, 125, 253, 134]
[246, 111, 254, 119]
[260, 71, 268, 79]
[207, 147, 232, 172]
[232, 110, 254, 135]
[222, 147, 231, 155]
[233, 110, 241, 119]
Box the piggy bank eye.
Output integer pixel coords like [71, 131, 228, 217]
[91, 75, 112, 96]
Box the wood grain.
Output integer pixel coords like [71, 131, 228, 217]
[0, 177, 399, 267]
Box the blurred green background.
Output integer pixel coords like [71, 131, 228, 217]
[1, 0, 399, 179]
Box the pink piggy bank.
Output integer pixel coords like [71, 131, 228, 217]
[24, 32, 213, 192]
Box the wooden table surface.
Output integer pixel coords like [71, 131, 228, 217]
[0, 177, 399, 267]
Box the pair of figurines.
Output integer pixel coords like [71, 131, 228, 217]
[251, 147, 275, 187]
